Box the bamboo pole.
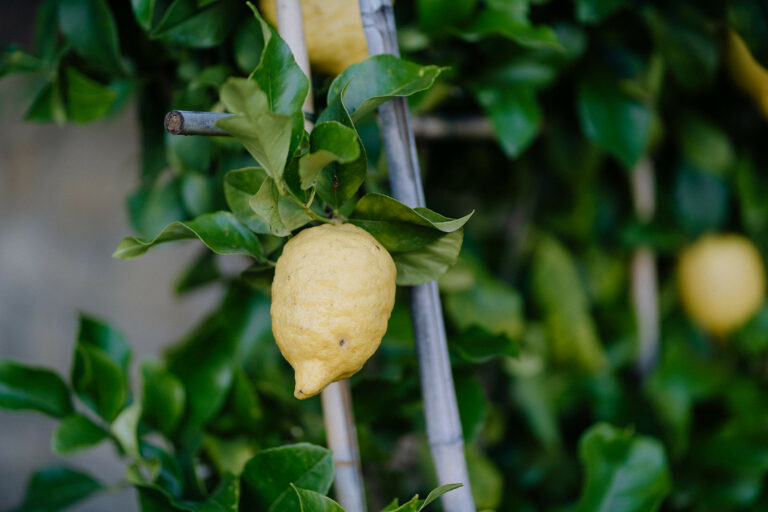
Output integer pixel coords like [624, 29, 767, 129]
[273, 1, 367, 510]
[357, 1, 476, 510]
[164, 110, 491, 139]
[630, 158, 660, 376]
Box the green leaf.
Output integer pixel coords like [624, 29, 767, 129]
[241, 443, 333, 511]
[224, 167, 271, 233]
[64, 67, 118, 123]
[418, 484, 463, 510]
[128, 177, 185, 239]
[77, 314, 131, 373]
[13, 466, 103, 512]
[677, 113, 734, 176]
[466, 447, 503, 510]
[113, 211, 266, 261]
[142, 360, 185, 436]
[577, 70, 652, 168]
[113, 402, 143, 460]
[25, 80, 66, 124]
[574, 423, 671, 512]
[673, 164, 729, 236]
[462, 0, 561, 49]
[450, 327, 519, 363]
[475, 85, 541, 158]
[247, 5, 309, 116]
[249, 178, 291, 237]
[575, 0, 628, 24]
[71, 344, 128, 422]
[167, 132, 212, 174]
[0, 360, 72, 417]
[728, 0, 768, 70]
[175, 250, 221, 294]
[153, 0, 239, 48]
[350, 194, 472, 285]
[166, 287, 270, 428]
[455, 372, 487, 443]
[52, 414, 108, 454]
[382, 483, 464, 512]
[234, 16, 265, 74]
[0, 45, 44, 78]
[208, 367, 263, 435]
[58, 0, 122, 74]
[417, 0, 477, 32]
[217, 78, 294, 180]
[531, 236, 607, 372]
[299, 122, 360, 190]
[324, 55, 447, 124]
[291, 485, 344, 512]
[131, 0, 157, 31]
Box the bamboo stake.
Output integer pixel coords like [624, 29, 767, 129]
[164, 110, 491, 139]
[630, 158, 660, 376]
[357, 1, 475, 510]
[273, 1, 367, 510]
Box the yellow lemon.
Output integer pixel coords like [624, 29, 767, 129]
[271, 223, 397, 399]
[259, 0, 369, 76]
[726, 30, 768, 119]
[677, 234, 765, 336]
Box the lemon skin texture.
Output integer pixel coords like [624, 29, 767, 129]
[726, 30, 768, 119]
[271, 223, 397, 399]
[259, 0, 369, 76]
[677, 234, 766, 336]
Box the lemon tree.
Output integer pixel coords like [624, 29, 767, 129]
[4, 0, 768, 510]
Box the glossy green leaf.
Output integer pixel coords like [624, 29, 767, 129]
[58, 0, 122, 73]
[71, 344, 128, 422]
[0, 45, 44, 78]
[247, 5, 309, 116]
[217, 78, 294, 180]
[324, 55, 446, 124]
[450, 327, 519, 363]
[462, 0, 561, 49]
[577, 71, 652, 168]
[531, 236, 607, 372]
[574, 423, 671, 512]
[113, 211, 265, 261]
[175, 250, 221, 295]
[0, 360, 72, 417]
[350, 194, 471, 285]
[12, 466, 103, 512]
[475, 85, 541, 158]
[25, 80, 67, 124]
[131, 0, 157, 31]
[292, 485, 344, 512]
[64, 67, 118, 123]
[241, 443, 333, 511]
[224, 167, 271, 233]
[52, 413, 108, 454]
[153, 0, 239, 48]
[142, 360, 185, 436]
[299, 121, 360, 190]
[575, 0, 627, 24]
[234, 16, 265, 74]
[466, 446, 503, 510]
[249, 178, 291, 237]
[77, 314, 131, 373]
[208, 367, 262, 435]
[166, 287, 270, 428]
[382, 484, 464, 512]
[113, 402, 142, 460]
[455, 372, 487, 443]
[417, 0, 477, 31]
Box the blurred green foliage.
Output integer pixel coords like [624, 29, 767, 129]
[3, 0, 768, 510]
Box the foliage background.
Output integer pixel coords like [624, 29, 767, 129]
[3, 0, 768, 511]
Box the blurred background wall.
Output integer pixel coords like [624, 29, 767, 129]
[0, 3, 220, 509]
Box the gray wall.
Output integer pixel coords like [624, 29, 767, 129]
[0, 77, 220, 510]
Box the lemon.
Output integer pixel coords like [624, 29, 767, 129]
[259, 0, 369, 76]
[726, 30, 768, 119]
[271, 223, 397, 399]
[677, 234, 765, 336]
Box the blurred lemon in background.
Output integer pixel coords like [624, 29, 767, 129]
[678, 234, 765, 336]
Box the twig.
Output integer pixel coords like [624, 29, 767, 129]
[273, 1, 367, 510]
[630, 158, 660, 377]
[164, 110, 231, 136]
[357, 1, 476, 511]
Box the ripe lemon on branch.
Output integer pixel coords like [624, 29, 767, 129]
[677, 234, 765, 336]
[271, 223, 397, 399]
[259, 0, 369, 76]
